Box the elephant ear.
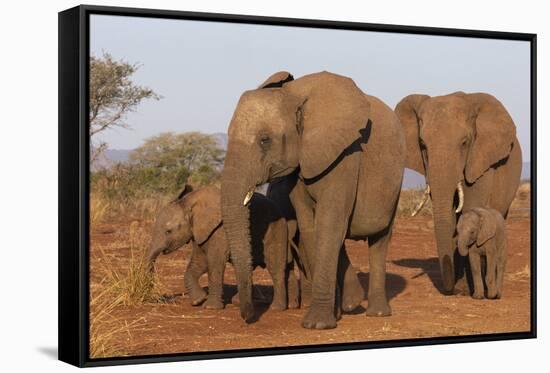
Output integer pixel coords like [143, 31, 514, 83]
[174, 183, 193, 201]
[465, 93, 517, 183]
[259, 71, 294, 89]
[288, 72, 371, 179]
[394, 94, 430, 175]
[473, 208, 497, 246]
[190, 188, 222, 245]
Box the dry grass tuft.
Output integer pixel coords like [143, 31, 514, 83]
[89, 223, 167, 358]
[397, 188, 432, 217]
[97, 223, 166, 306]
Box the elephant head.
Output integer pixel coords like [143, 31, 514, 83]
[395, 92, 516, 292]
[457, 209, 497, 256]
[221, 71, 370, 321]
[147, 184, 222, 270]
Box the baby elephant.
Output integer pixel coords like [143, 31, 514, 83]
[147, 184, 298, 311]
[456, 208, 507, 299]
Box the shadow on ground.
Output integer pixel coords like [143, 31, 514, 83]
[392, 257, 444, 293]
[357, 271, 407, 301]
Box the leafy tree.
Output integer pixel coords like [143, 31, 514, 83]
[89, 52, 160, 163]
[129, 132, 225, 188]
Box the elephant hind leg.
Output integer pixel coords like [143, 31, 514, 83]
[496, 255, 506, 299]
[204, 231, 228, 309]
[338, 244, 364, 312]
[365, 227, 392, 317]
[287, 262, 300, 309]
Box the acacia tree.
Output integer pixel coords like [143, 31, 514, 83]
[90, 52, 160, 164]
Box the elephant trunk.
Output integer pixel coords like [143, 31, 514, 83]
[457, 236, 469, 257]
[221, 161, 257, 322]
[146, 240, 162, 273]
[428, 166, 460, 294]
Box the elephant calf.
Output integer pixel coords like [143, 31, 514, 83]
[456, 208, 507, 299]
[147, 184, 298, 311]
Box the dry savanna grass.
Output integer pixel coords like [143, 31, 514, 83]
[397, 187, 432, 217]
[90, 193, 169, 225]
[89, 221, 168, 358]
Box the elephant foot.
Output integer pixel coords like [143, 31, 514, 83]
[365, 294, 391, 317]
[203, 297, 224, 310]
[301, 304, 337, 329]
[288, 294, 300, 309]
[342, 275, 364, 313]
[453, 277, 471, 296]
[342, 285, 363, 313]
[472, 292, 484, 300]
[190, 290, 208, 306]
[270, 300, 287, 311]
[301, 294, 312, 308]
[231, 293, 240, 306]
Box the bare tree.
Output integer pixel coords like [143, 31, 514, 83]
[90, 52, 160, 163]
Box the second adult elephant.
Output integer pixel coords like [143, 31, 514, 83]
[395, 92, 521, 294]
[221, 71, 405, 329]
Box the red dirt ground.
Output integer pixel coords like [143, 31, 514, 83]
[89, 188, 531, 358]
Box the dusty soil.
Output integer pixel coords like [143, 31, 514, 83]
[89, 188, 531, 358]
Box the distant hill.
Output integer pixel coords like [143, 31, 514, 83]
[94, 134, 531, 188]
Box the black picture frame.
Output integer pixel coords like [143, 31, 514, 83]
[58, 4, 537, 368]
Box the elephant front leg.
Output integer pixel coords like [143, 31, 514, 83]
[290, 180, 316, 308]
[453, 250, 472, 296]
[184, 244, 208, 306]
[365, 228, 392, 317]
[302, 204, 351, 329]
[468, 252, 484, 299]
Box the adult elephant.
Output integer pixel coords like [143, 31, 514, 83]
[221, 71, 405, 329]
[395, 92, 522, 294]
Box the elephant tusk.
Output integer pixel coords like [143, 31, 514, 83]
[455, 181, 465, 213]
[243, 189, 254, 206]
[411, 185, 431, 217]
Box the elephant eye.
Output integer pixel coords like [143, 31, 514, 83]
[165, 229, 172, 235]
[461, 137, 469, 147]
[259, 135, 272, 146]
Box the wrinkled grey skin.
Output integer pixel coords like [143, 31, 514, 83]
[456, 208, 507, 299]
[266, 172, 364, 311]
[147, 185, 297, 310]
[221, 71, 405, 329]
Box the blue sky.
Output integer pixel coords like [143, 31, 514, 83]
[90, 15, 531, 161]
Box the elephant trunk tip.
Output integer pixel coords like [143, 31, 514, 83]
[440, 254, 455, 294]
